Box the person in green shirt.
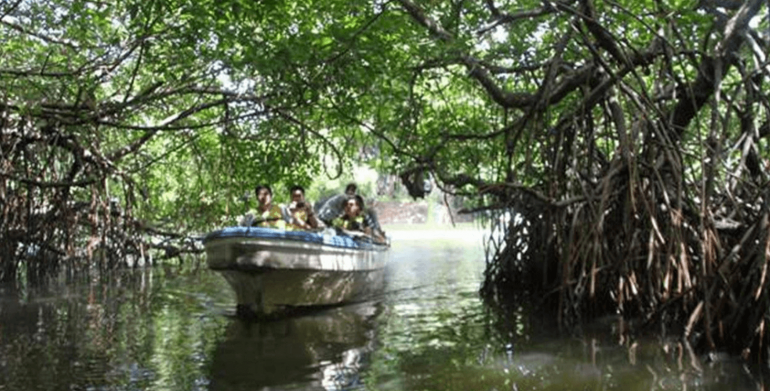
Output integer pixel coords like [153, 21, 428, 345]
[239, 184, 285, 229]
[331, 195, 365, 231]
[331, 195, 386, 244]
[319, 182, 386, 240]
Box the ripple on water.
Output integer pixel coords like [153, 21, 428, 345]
[1, 239, 768, 390]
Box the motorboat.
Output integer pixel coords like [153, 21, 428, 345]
[203, 226, 389, 318]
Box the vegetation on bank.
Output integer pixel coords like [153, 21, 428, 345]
[2, 0, 770, 360]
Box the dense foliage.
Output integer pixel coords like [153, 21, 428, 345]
[2, 0, 770, 359]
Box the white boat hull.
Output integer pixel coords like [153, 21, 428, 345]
[204, 227, 389, 317]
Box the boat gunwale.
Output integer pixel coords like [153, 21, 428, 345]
[203, 226, 389, 252]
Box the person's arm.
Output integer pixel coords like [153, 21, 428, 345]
[286, 204, 307, 229]
[238, 212, 254, 227]
[280, 204, 292, 223]
[361, 214, 387, 244]
[295, 208, 314, 230]
[252, 207, 284, 227]
[317, 195, 343, 224]
[371, 229, 387, 244]
[363, 209, 382, 231]
[340, 227, 366, 238]
[306, 206, 323, 229]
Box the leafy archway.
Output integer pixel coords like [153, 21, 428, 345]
[2, 0, 770, 359]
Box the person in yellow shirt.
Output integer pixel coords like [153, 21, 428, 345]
[240, 184, 285, 229]
[282, 185, 322, 230]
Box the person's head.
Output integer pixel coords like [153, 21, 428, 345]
[255, 184, 273, 207]
[289, 185, 306, 204]
[344, 183, 357, 196]
[343, 195, 364, 218]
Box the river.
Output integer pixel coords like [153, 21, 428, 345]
[0, 228, 766, 390]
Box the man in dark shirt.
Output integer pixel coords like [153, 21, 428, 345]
[317, 183, 358, 225]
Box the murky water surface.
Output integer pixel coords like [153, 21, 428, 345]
[0, 230, 766, 390]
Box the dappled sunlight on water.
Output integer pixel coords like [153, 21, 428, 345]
[0, 233, 767, 390]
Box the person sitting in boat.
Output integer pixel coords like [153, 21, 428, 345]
[239, 184, 285, 229]
[282, 184, 322, 230]
[317, 182, 358, 226]
[320, 182, 387, 242]
[331, 195, 386, 244]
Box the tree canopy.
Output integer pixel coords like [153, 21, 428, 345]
[2, 0, 770, 359]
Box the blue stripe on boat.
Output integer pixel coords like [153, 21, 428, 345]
[203, 226, 377, 249]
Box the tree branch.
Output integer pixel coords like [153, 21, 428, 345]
[669, 0, 764, 139]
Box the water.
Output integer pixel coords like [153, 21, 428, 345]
[0, 229, 766, 390]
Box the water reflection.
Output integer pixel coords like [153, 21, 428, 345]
[0, 231, 769, 390]
[208, 302, 381, 391]
[0, 266, 228, 391]
[366, 231, 770, 391]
